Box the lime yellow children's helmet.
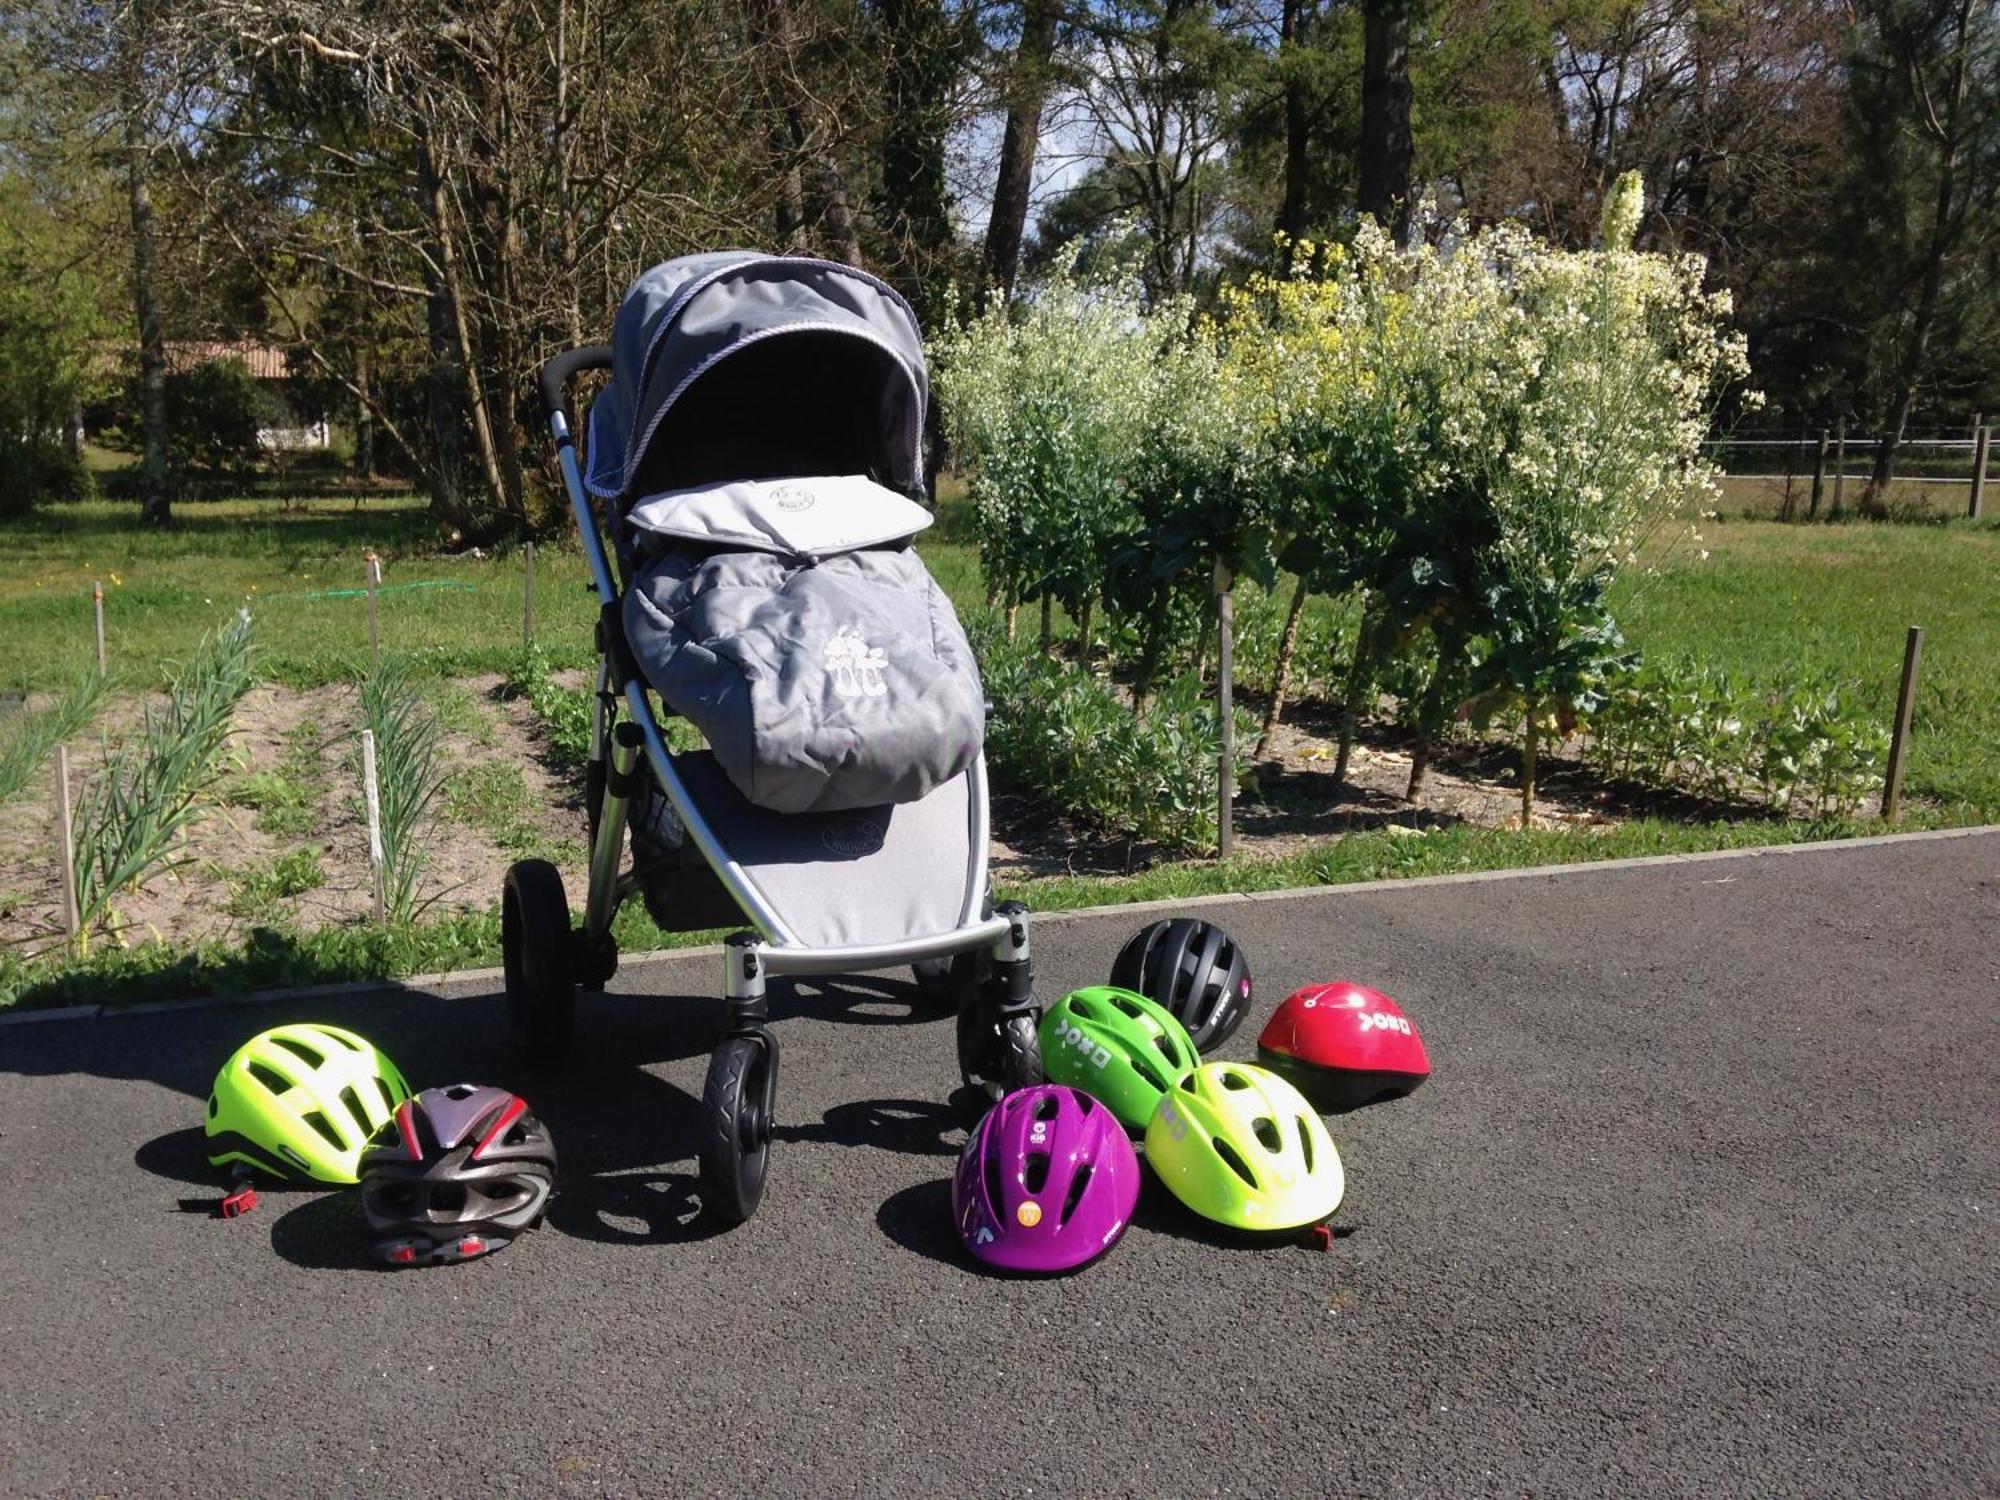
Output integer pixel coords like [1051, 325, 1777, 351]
[1145, 1062, 1345, 1231]
[206, 1024, 413, 1184]
[1039, 987, 1199, 1133]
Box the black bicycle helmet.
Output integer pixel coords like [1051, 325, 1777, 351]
[1108, 919, 1252, 1053]
[358, 1084, 556, 1266]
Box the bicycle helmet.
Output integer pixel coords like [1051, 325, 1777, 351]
[952, 1085, 1140, 1274]
[1145, 1062, 1344, 1231]
[358, 1084, 557, 1266]
[1108, 918, 1252, 1052]
[1258, 982, 1430, 1112]
[1039, 986, 1199, 1133]
[205, 1023, 412, 1184]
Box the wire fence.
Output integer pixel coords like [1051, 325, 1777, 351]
[1703, 424, 1992, 520]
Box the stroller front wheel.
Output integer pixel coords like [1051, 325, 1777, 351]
[699, 1033, 776, 1225]
[502, 859, 577, 1063]
[955, 1005, 1044, 1102]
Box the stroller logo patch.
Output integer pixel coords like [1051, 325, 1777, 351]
[771, 484, 816, 512]
[824, 625, 888, 699]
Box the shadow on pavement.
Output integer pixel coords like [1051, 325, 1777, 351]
[774, 1096, 965, 1157]
[874, 1177, 961, 1266]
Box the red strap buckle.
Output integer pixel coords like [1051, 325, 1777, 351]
[219, 1185, 259, 1219]
[1300, 1222, 1332, 1253]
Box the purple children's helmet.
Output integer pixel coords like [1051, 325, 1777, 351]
[952, 1084, 1139, 1274]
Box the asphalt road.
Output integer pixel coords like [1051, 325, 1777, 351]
[2, 832, 1996, 1499]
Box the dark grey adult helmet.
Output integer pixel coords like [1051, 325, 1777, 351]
[1108, 919, 1252, 1054]
[359, 1084, 556, 1266]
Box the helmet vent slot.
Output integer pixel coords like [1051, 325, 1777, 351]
[983, 1144, 1006, 1213]
[1297, 1118, 1316, 1173]
[1059, 1163, 1094, 1227]
[1130, 1055, 1167, 1092]
[446, 1083, 476, 1099]
[372, 1076, 398, 1114]
[338, 1085, 367, 1130]
[1024, 1152, 1050, 1194]
[269, 1035, 323, 1066]
[1069, 995, 1101, 1019]
[1109, 993, 1143, 1018]
[1222, 1070, 1252, 1091]
[1073, 1091, 1096, 1115]
[1252, 1117, 1282, 1154]
[431, 1183, 468, 1214]
[205, 1093, 218, 1119]
[504, 1119, 531, 1147]
[1212, 1135, 1258, 1188]
[300, 1109, 345, 1150]
[1034, 1093, 1062, 1122]
[246, 1060, 291, 1096]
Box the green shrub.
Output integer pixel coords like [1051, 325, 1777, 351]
[977, 623, 1252, 855]
[0, 665, 110, 806]
[157, 359, 292, 475]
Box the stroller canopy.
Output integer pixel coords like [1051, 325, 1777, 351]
[585, 252, 929, 502]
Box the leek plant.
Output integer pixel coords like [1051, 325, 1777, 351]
[71, 612, 255, 949]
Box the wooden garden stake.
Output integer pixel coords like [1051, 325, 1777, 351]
[1882, 626, 1924, 822]
[364, 551, 381, 667]
[361, 728, 386, 922]
[1808, 429, 1828, 519]
[54, 743, 79, 944]
[1832, 418, 1847, 516]
[1215, 559, 1235, 862]
[1969, 425, 1989, 521]
[523, 541, 536, 649]
[92, 581, 106, 675]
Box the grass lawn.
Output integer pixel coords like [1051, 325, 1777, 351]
[0, 497, 601, 691]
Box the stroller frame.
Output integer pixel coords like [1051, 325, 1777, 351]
[504, 346, 1044, 1227]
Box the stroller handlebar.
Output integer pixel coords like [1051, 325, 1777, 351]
[539, 345, 613, 427]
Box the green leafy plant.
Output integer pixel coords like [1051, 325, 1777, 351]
[70, 613, 256, 950]
[977, 622, 1253, 855]
[359, 660, 447, 922]
[223, 847, 326, 916]
[0, 665, 111, 806]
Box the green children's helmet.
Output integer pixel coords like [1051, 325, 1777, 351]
[205, 1023, 412, 1184]
[1038, 987, 1199, 1133]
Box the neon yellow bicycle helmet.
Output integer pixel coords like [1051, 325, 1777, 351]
[1145, 1062, 1344, 1231]
[206, 1024, 412, 1184]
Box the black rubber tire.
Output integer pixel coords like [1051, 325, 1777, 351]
[502, 859, 576, 1064]
[956, 1000, 1044, 1101]
[912, 950, 983, 1014]
[699, 1035, 774, 1226]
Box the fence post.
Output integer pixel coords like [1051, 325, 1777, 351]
[54, 743, 79, 946]
[1881, 626, 1924, 822]
[523, 541, 537, 650]
[1808, 430, 1828, 519]
[91, 581, 106, 675]
[1215, 559, 1236, 862]
[361, 728, 387, 922]
[1831, 418, 1847, 517]
[364, 551, 381, 668]
[1970, 425, 1990, 521]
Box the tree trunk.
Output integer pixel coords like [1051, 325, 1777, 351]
[1255, 577, 1310, 758]
[1407, 734, 1431, 803]
[1519, 712, 1539, 824]
[1074, 596, 1094, 658]
[1005, 599, 1019, 641]
[1333, 611, 1378, 786]
[420, 133, 513, 533]
[1276, 0, 1313, 260]
[982, 0, 1060, 303]
[123, 6, 168, 526]
[354, 344, 374, 480]
[808, 153, 863, 266]
[1039, 594, 1053, 653]
[878, 0, 955, 317]
[1864, 0, 1974, 514]
[1358, 0, 1414, 240]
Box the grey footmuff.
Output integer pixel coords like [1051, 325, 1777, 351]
[625, 543, 984, 815]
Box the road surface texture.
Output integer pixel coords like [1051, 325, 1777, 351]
[2, 831, 1995, 1498]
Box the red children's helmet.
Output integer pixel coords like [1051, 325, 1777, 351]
[1257, 982, 1430, 1113]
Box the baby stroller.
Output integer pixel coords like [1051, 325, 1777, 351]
[511, 252, 1044, 1225]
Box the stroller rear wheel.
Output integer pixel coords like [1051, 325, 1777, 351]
[502, 859, 577, 1063]
[699, 1033, 776, 1225]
